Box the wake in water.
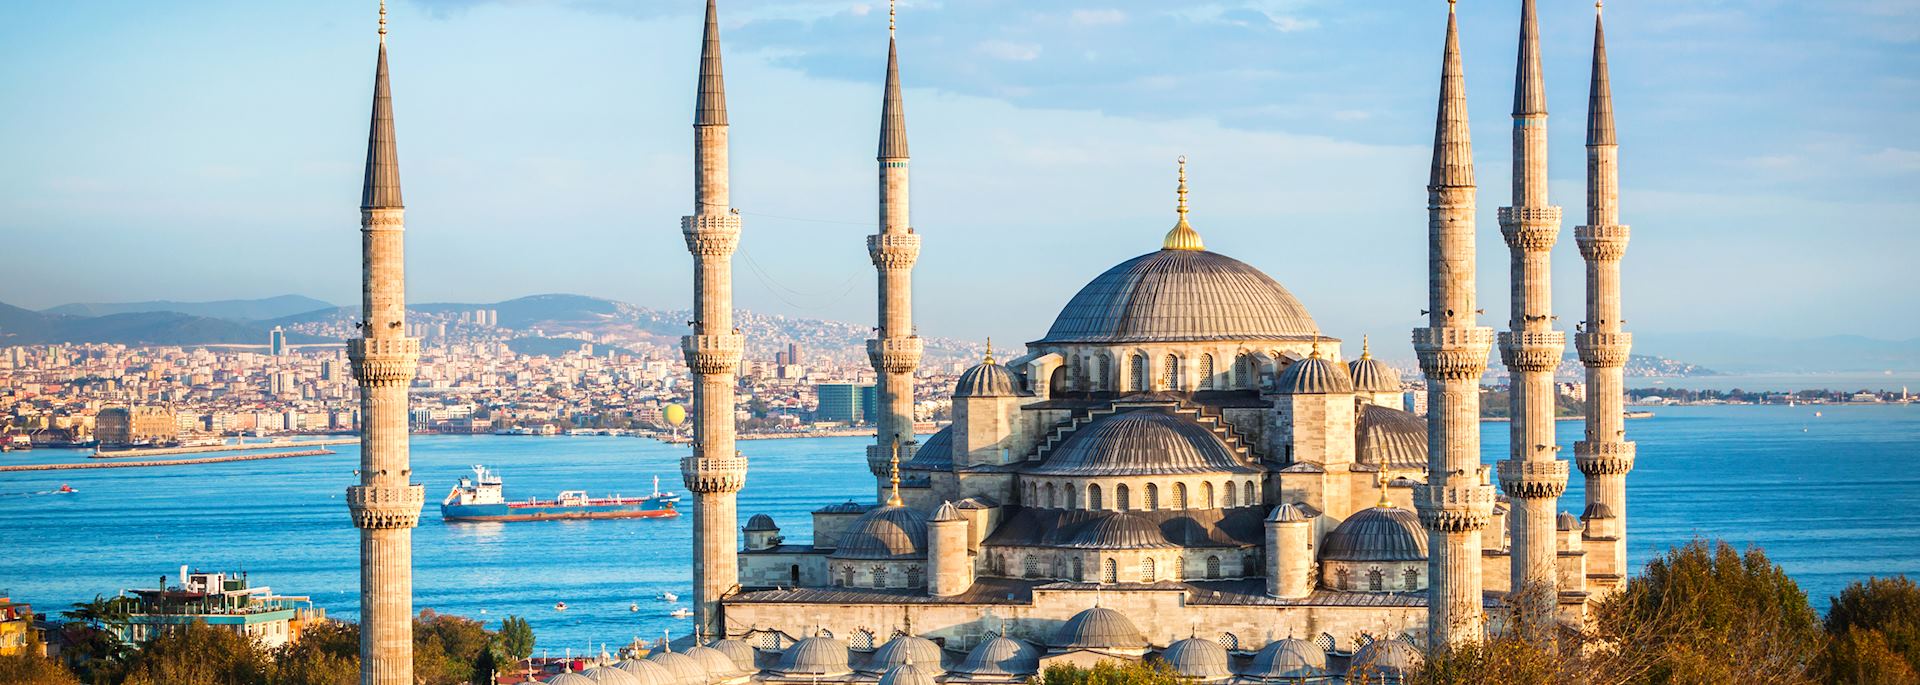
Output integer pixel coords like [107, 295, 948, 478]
[0, 484, 77, 498]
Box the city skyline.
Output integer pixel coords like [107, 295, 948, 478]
[2, 1, 1916, 344]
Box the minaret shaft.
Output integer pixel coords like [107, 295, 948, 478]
[681, 0, 747, 640]
[348, 20, 423, 685]
[1413, 3, 1496, 647]
[1575, 6, 1633, 596]
[1496, 0, 1569, 623]
[867, 33, 923, 483]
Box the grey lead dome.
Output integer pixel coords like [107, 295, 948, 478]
[1038, 249, 1318, 344]
[832, 504, 929, 559]
[1049, 606, 1148, 649]
[1320, 506, 1428, 562]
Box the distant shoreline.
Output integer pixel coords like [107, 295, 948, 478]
[0, 449, 335, 472]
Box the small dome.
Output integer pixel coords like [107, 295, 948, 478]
[930, 501, 964, 523]
[744, 514, 779, 532]
[817, 500, 872, 514]
[647, 651, 708, 685]
[1275, 356, 1353, 394]
[1582, 502, 1616, 520]
[1348, 353, 1402, 393]
[1266, 503, 1308, 523]
[1356, 404, 1428, 470]
[954, 636, 1039, 677]
[1064, 512, 1174, 550]
[1031, 407, 1255, 477]
[581, 666, 645, 685]
[546, 673, 600, 685]
[956, 362, 1022, 398]
[1321, 506, 1427, 562]
[614, 658, 674, 685]
[707, 639, 756, 672]
[832, 504, 929, 559]
[878, 663, 938, 685]
[1050, 607, 1148, 650]
[776, 636, 851, 677]
[685, 646, 739, 677]
[1348, 638, 1423, 677]
[1557, 511, 1582, 532]
[868, 635, 945, 675]
[1244, 638, 1326, 679]
[1160, 637, 1231, 680]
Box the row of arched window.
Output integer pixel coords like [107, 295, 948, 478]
[1024, 479, 1260, 511]
[1331, 566, 1422, 592]
[1065, 350, 1293, 393]
[830, 563, 922, 589]
[1002, 551, 1254, 583]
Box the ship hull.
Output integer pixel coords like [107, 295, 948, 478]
[440, 501, 679, 523]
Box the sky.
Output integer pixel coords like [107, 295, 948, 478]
[1, 0, 1916, 351]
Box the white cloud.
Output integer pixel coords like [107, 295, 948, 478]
[1070, 9, 1128, 26]
[977, 39, 1042, 61]
[1270, 15, 1318, 32]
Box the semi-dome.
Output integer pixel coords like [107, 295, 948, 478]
[905, 426, 953, 470]
[955, 361, 1022, 398]
[581, 666, 644, 685]
[868, 635, 946, 675]
[1349, 638, 1423, 677]
[684, 646, 740, 677]
[1037, 249, 1319, 345]
[1160, 637, 1231, 680]
[1321, 506, 1427, 562]
[547, 673, 600, 685]
[775, 636, 851, 677]
[1356, 404, 1428, 470]
[647, 651, 708, 685]
[614, 657, 674, 685]
[1557, 511, 1582, 532]
[1266, 502, 1308, 523]
[878, 663, 938, 685]
[1243, 638, 1327, 680]
[1275, 355, 1353, 394]
[832, 504, 929, 559]
[1063, 512, 1175, 549]
[954, 636, 1039, 677]
[1050, 607, 1149, 650]
[744, 514, 778, 532]
[1029, 406, 1255, 477]
[707, 639, 756, 672]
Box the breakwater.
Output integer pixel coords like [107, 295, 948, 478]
[92, 438, 356, 458]
[1, 449, 336, 472]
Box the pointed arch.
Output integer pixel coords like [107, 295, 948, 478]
[1203, 481, 1215, 509]
[1089, 484, 1103, 510]
[1102, 558, 1118, 584]
[1198, 354, 1215, 390]
[1145, 483, 1159, 511]
[1116, 483, 1131, 511]
[1162, 354, 1180, 390]
[1129, 353, 1148, 392]
[1206, 555, 1221, 579]
[1223, 481, 1237, 508]
[1045, 482, 1057, 508]
[1173, 482, 1187, 509]
[1095, 354, 1112, 392]
[1141, 557, 1157, 583]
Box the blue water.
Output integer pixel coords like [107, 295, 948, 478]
[3, 405, 1916, 650]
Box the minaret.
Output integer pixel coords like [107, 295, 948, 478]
[1412, 0, 1497, 646]
[680, 0, 747, 640]
[867, 1, 924, 488]
[1574, 0, 1634, 596]
[1496, 0, 1571, 626]
[347, 3, 424, 684]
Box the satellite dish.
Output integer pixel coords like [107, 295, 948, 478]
[665, 403, 687, 427]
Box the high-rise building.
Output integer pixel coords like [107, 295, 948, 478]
[269, 327, 287, 356]
[815, 383, 873, 424]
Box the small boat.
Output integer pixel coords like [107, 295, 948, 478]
[629, 603, 639, 613]
[656, 591, 678, 602]
[555, 602, 568, 611]
[669, 608, 693, 619]
[56, 484, 75, 494]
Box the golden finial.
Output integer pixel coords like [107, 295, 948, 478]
[1377, 469, 1393, 508]
[886, 438, 904, 506]
[1162, 155, 1204, 251]
[889, 0, 897, 37]
[1596, 0, 1603, 16]
[983, 338, 995, 364]
[1448, 0, 1457, 14]
[379, 0, 387, 44]
[1309, 339, 1322, 359]
[1361, 335, 1372, 360]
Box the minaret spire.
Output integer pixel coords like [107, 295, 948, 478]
[348, 2, 424, 683]
[681, 0, 747, 643]
[1415, 0, 1496, 647]
[867, 0, 925, 493]
[1574, 0, 1635, 600]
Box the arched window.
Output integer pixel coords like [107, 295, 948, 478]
[1163, 354, 1180, 390]
[1025, 555, 1040, 578]
[1089, 484, 1103, 510]
[1405, 568, 1420, 591]
[1102, 558, 1118, 584]
[1173, 483, 1187, 509]
[1095, 355, 1111, 391]
[1045, 483, 1057, 508]
[1368, 568, 1384, 592]
[1174, 555, 1186, 580]
[1130, 354, 1147, 392]
[1206, 555, 1221, 579]
[841, 565, 854, 587]
[1066, 485, 1078, 509]
[1142, 557, 1157, 582]
[1336, 568, 1351, 590]
[1223, 482, 1236, 508]
[1234, 353, 1253, 389]
[1203, 482, 1215, 508]
[907, 566, 923, 588]
[790, 564, 801, 586]
[1028, 482, 1038, 504]
[1117, 484, 1131, 511]
[1314, 633, 1336, 653]
[1244, 480, 1257, 505]
[851, 629, 877, 651]
[1072, 556, 1085, 581]
[1217, 633, 1239, 651]
[1198, 354, 1215, 390]
[872, 565, 889, 588]
[1145, 483, 1159, 511]
[1071, 356, 1085, 391]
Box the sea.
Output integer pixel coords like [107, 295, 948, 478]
[3, 404, 1917, 652]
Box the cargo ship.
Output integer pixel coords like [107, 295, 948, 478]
[439, 465, 680, 522]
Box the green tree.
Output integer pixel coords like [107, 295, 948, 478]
[1821, 576, 1920, 683]
[412, 609, 495, 685]
[495, 615, 535, 663]
[266, 620, 359, 685]
[1027, 660, 1185, 685]
[0, 636, 84, 685]
[1594, 539, 1822, 684]
[119, 621, 269, 685]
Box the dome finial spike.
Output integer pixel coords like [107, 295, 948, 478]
[886, 438, 904, 506]
[378, 0, 387, 45]
[1361, 335, 1372, 360]
[983, 337, 994, 364]
[889, 0, 897, 37]
[1377, 469, 1393, 508]
[1162, 155, 1204, 250]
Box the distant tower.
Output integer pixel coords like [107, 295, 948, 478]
[1495, 0, 1570, 625]
[346, 3, 424, 684]
[1413, 0, 1497, 646]
[1574, 0, 1634, 597]
[865, 1, 924, 492]
[680, 0, 748, 640]
[269, 327, 288, 356]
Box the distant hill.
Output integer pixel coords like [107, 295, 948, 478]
[43, 295, 334, 321]
[0, 301, 325, 347]
[1636, 333, 1920, 373]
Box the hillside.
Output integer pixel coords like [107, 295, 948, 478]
[43, 294, 334, 321]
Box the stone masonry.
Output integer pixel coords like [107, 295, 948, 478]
[867, 9, 924, 490]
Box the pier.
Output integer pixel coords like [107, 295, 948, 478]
[92, 438, 356, 459]
[0, 449, 337, 472]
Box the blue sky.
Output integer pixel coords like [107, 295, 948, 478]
[1, 0, 1916, 349]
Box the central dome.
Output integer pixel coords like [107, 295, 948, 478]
[1038, 249, 1319, 344]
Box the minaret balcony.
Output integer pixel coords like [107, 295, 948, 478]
[1574, 331, 1633, 367]
[1575, 224, 1631, 261]
[867, 233, 921, 269]
[867, 337, 924, 373]
[1574, 441, 1637, 476]
[1412, 326, 1495, 380]
[348, 337, 420, 385]
[682, 213, 742, 257]
[680, 454, 749, 493]
[346, 484, 424, 530]
[1498, 331, 1566, 372]
[682, 334, 744, 375]
[359, 207, 405, 229]
[1497, 460, 1570, 499]
[866, 441, 920, 475]
[1498, 206, 1563, 250]
[1413, 482, 1496, 532]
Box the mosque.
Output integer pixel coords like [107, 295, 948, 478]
[343, 0, 1638, 682]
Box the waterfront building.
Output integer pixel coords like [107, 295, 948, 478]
[118, 569, 324, 650]
[650, 0, 1635, 676]
[816, 383, 876, 425]
[0, 594, 32, 657]
[95, 406, 179, 447]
